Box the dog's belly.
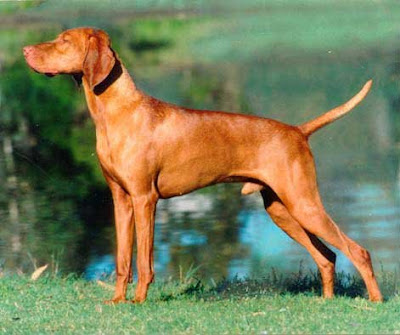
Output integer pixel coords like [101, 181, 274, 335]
[156, 166, 261, 199]
[154, 131, 273, 198]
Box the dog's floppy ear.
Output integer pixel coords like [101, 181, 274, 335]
[83, 30, 115, 90]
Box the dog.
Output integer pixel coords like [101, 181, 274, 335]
[23, 27, 382, 303]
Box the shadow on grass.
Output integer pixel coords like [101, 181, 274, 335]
[155, 267, 399, 303]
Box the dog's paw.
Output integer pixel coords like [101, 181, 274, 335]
[370, 295, 383, 303]
[104, 297, 129, 305]
[132, 297, 146, 304]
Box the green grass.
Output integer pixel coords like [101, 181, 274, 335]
[1, 272, 399, 334]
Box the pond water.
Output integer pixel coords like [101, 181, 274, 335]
[85, 177, 399, 282]
[0, 9, 399, 285]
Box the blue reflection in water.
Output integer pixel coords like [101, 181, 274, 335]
[85, 182, 399, 280]
[234, 210, 354, 277]
[85, 255, 115, 280]
[179, 230, 208, 246]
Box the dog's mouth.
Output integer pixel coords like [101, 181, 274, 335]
[29, 66, 58, 77]
[24, 57, 58, 77]
[45, 71, 58, 77]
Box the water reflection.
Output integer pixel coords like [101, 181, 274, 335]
[84, 180, 399, 281]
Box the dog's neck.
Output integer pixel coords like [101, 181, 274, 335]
[81, 60, 142, 126]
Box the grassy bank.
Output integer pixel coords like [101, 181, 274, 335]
[1, 272, 399, 334]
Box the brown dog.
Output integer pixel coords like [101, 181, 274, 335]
[23, 27, 382, 303]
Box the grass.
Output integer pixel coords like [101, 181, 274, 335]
[1, 270, 399, 334]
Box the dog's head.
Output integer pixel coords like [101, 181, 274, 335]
[23, 27, 115, 90]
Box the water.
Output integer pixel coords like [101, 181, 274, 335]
[0, 8, 399, 283]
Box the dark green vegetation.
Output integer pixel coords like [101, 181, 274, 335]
[0, 273, 399, 334]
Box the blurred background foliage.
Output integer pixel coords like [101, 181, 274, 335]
[0, 1, 399, 282]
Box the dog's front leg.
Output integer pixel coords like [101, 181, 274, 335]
[132, 193, 158, 303]
[104, 176, 134, 304]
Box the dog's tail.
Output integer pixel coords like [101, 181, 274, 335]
[298, 80, 372, 138]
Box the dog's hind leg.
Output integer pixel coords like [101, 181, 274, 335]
[261, 187, 336, 298]
[270, 149, 382, 302]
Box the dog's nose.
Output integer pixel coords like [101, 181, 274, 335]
[23, 46, 33, 57]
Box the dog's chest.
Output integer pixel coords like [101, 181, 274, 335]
[95, 126, 113, 172]
[94, 121, 128, 180]
[94, 123, 150, 184]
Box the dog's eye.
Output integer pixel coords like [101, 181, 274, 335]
[61, 36, 71, 43]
